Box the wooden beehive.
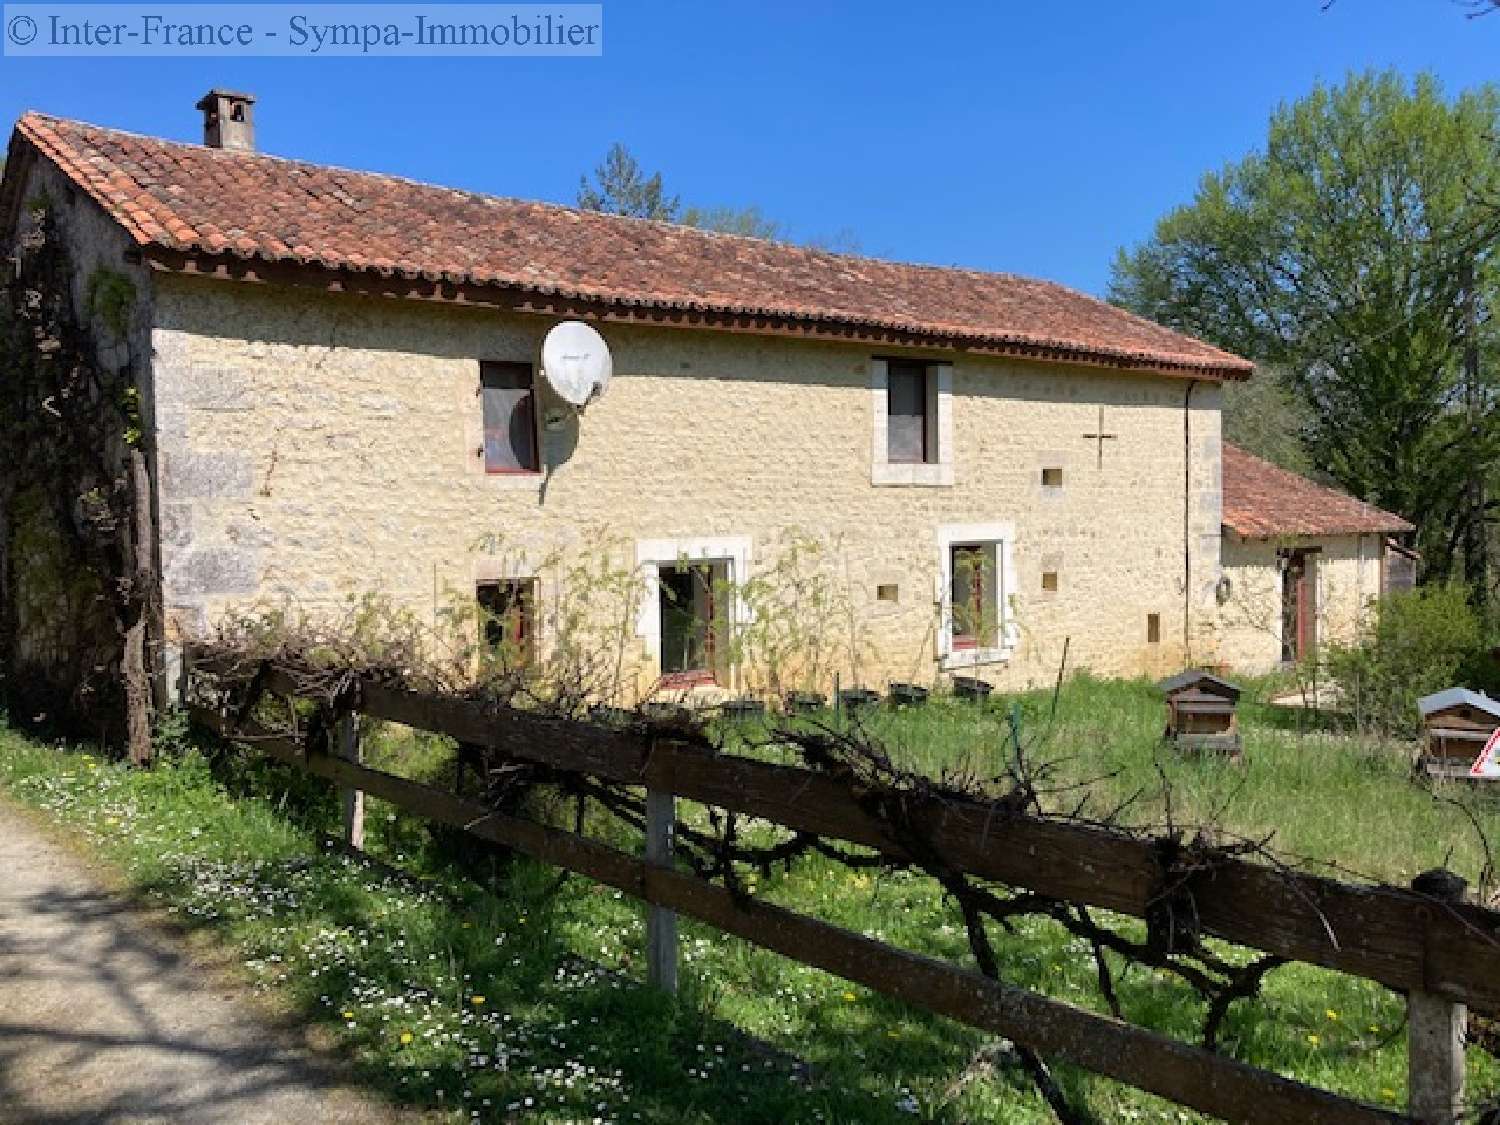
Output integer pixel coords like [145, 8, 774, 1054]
[1159, 670, 1243, 756]
[1417, 688, 1500, 779]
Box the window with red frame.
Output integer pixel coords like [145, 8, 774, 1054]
[481, 361, 539, 473]
[477, 579, 536, 666]
[658, 562, 728, 687]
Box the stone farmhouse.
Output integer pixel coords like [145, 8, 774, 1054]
[0, 93, 1417, 720]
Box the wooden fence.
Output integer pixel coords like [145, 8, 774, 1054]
[183, 652, 1500, 1125]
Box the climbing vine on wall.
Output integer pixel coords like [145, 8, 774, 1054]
[0, 195, 156, 759]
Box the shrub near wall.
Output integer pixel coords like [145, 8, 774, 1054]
[1325, 585, 1485, 735]
[4, 485, 119, 732]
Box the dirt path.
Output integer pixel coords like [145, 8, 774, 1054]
[0, 799, 400, 1124]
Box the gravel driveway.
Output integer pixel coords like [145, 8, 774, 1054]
[0, 799, 401, 1124]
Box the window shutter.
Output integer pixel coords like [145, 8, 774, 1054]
[1383, 540, 1418, 594]
[927, 363, 949, 465]
[481, 362, 538, 472]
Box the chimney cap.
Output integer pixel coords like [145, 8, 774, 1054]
[195, 89, 256, 110]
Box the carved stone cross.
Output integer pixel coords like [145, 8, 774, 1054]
[1081, 406, 1118, 468]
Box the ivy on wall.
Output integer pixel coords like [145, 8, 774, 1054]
[0, 196, 156, 760]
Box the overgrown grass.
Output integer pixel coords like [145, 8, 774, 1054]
[2, 673, 1498, 1123]
[833, 673, 1500, 887]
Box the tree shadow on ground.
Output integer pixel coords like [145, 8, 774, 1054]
[0, 879, 378, 1124]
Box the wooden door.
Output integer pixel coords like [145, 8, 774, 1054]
[1297, 553, 1319, 659]
[1280, 550, 1318, 663]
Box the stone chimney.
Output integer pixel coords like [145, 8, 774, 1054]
[195, 90, 256, 151]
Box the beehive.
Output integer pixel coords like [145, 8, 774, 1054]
[1416, 688, 1500, 779]
[1159, 670, 1243, 756]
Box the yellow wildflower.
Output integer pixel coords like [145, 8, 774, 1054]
[841, 991, 858, 1002]
[400, 1032, 414, 1045]
[1324, 1008, 1339, 1021]
[1306, 1033, 1320, 1046]
[470, 995, 486, 1006]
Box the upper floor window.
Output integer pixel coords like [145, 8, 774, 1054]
[871, 358, 953, 487]
[481, 361, 539, 474]
[887, 359, 935, 465]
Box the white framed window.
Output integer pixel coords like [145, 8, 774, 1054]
[871, 358, 953, 486]
[936, 522, 1017, 669]
[636, 536, 752, 688]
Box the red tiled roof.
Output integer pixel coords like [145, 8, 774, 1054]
[5, 112, 1253, 379]
[1222, 443, 1414, 538]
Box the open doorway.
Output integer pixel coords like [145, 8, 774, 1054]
[658, 561, 729, 687]
[1279, 548, 1319, 664]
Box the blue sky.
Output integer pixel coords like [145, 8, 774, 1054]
[1, 0, 1495, 294]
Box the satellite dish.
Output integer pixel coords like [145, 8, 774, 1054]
[541, 321, 612, 408]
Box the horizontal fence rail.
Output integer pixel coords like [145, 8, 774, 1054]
[188, 703, 1407, 1125]
[182, 649, 1500, 1123]
[238, 664, 1500, 1016]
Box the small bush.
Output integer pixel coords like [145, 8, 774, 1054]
[1326, 585, 1485, 735]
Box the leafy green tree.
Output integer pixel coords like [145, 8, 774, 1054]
[579, 144, 859, 251]
[1221, 365, 1314, 476]
[680, 204, 783, 240]
[577, 143, 679, 220]
[803, 228, 863, 255]
[1111, 71, 1500, 589]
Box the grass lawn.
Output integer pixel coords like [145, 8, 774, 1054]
[2, 673, 1498, 1123]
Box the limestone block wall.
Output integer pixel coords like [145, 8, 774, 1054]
[1216, 533, 1382, 673]
[149, 273, 1225, 698]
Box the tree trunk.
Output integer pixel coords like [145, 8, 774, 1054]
[124, 449, 155, 766]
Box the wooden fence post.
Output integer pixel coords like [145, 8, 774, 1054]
[645, 786, 678, 994]
[1409, 868, 1467, 1125]
[337, 714, 364, 851]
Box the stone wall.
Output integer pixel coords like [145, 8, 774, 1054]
[150, 272, 1226, 699]
[1216, 533, 1382, 673]
[0, 155, 154, 731]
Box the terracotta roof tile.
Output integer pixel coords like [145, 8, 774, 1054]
[6, 112, 1253, 378]
[1222, 443, 1414, 538]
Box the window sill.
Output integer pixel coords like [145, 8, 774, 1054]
[483, 468, 544, 490]
[658, 670, 718, 690]
[940, 646, 1013, 671]
[872, 461, 954, 488]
